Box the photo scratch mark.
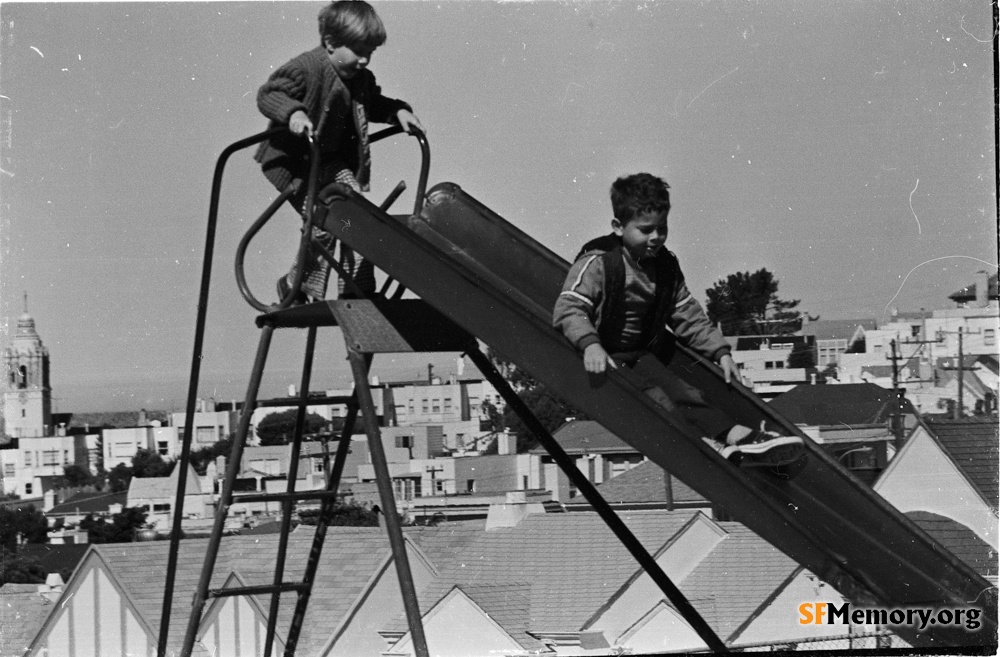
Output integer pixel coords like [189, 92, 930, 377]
[960, 15, 994, 43]
[109, 118, 124, 130]
[30, 46, 43, 57]
[908, 179, 921, 234]
[872, 67, 886, 78]
[882, 256, 1000, 323]
[596, 40, 615, 51]
[686, 66, 739, 109]
[0, 168, 14, 178]
[560, 82, 584, 106]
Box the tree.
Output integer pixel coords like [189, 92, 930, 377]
[487, 349, 584, 451]
[787, 342, 816, 369]
[0, 505, 49, 550]
[0, 548, 46, 585]
[81, 507, 148, 544]
[705, 268, 816, 336]
[107, 463, 133, 493]
[256, 409, 329, 446]
[190, 436, 234, 475]
[132, 449, 172, 478]
[62, 464, 95, 488]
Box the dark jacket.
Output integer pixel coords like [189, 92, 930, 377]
[254, 47, 411, 195]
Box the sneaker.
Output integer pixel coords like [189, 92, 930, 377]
[734, 422, 804, 467]
[702, 437, 743, 465]
[276, 276, 309, 306]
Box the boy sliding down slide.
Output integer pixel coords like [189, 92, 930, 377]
[553, 173, 804, 468]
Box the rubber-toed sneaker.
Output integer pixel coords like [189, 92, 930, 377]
[276, 276, 309, 306]
[702, 437, 743, 465]
[735, 422, 804, 468]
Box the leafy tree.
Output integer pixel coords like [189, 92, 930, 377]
[190, 436, 234, 475]
[131, 449, 172, 478]
[62, 464, 95, 488]
[256, 409, 329, 446]
[0, 505, 49, 549]
[0, 548, 46, 585]
[705, 268, 816, 336]
[487, 349, 584, 451]
[81, 507, 148, 544]
[107, 463, 133, 493]
[787, 342, 816, 369]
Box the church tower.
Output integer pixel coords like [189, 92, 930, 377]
[3, 293, 52, 438]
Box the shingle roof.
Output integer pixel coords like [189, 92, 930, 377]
[924, 418, 999, 508]
[907, 511, 997, 578]
[769, 383, 915, 426]
[385, 510, 746, 650]
[47, 491, 127, 516]
[531, 420, 634, 455]
[591, 460, 708, 507]
[679, 523, 799, 641]
[0, 584, 53, 657]
[128, 464, 203, 501]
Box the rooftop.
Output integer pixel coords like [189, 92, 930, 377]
[924, 417, 999, 508]
[530, 420, 634, 455]
[769, 383, 916, 426]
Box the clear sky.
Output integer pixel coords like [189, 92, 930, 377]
[1, 1, 996, 413]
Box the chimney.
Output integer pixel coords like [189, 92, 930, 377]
[485, 491, 544, 530]
[43, 489, 57, 512]
[497, 431, 517, 455]
[37, 574, 65, 603]
[975, 271, 989, 308]
[288, 384, 296, 397]
[139, 408, 147, 425]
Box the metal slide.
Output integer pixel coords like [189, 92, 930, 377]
[311, 181, 996, 649]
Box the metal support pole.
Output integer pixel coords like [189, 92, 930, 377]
[465, 347, 728, 653]
[180, 324, 275, 657]
[346, 349, 430, 657]
[263, 326, 318, 657]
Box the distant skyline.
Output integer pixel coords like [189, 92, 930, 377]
[1, 1, 997, 413]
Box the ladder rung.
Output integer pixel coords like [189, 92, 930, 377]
[256, 395, 353, 408]
[233, 490, 341, 504]
[208, 582, 309, 599]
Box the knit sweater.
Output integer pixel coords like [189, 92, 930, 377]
[553, 235, 731, 363]
[254, 46, 412, 195]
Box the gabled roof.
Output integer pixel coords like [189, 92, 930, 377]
[906, 511, 997, 578]
[86, 529, 418, 657]
[949, 273, 999, 303]
[801, 319, 877, 341]
[591, 460, 708, 507]
[384, 510, 706, 649]
[47, 491, 127, 516]
[0, 583, 53, 657]
[924, 417, 999, 507]
[530, 420, 634, 455]
[678, 523, 799, 641]
[128, 464, 203, 501]
[769, 383, 916, 426]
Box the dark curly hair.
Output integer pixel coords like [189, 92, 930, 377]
[610, 173, 671, 224]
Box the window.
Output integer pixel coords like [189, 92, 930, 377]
[3, 464, 15, 477]
[435, 479, 445, 494]
[432, 399, 440, 413]
[765, 362, 774, 370]
[985, 329, 996, 346]
[153, 503, 171, 512]
[21, 409, 25, 418]
[775, 361, 784, 369]
[395, 435, 413, 449]
[42, 450, 60, 466]
[911, 325, 921, 338]
[23, 452, 32, 467]
[18, 365, 27, 389]
[466, 479, 476, 493]
[444, 398, 452, 413]
[24, 483, 32, 495]
[158, 441, 169, 456]
[313, 458, 325, 474]
[114, 442, 135, 458]
[522, 475, 529, 490]
[196, 427, 214, 444]
[421, 400, 429, 414]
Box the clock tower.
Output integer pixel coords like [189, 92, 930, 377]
[3, 294, 52, 438]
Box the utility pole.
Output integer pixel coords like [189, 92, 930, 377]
[888, 340, 904, 450]
[955, 327, 964, 419]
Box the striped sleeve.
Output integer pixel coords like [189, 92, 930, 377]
[668, 267, 731, 362]
[553, 253, 605, 351]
